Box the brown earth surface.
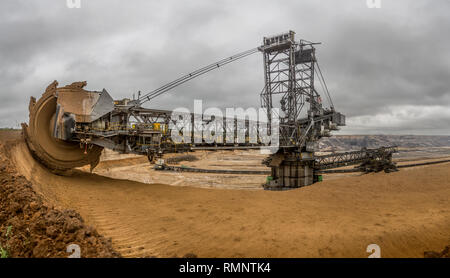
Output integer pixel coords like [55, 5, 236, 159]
[424, 245, 450, 258]
[1, 130, 449, 257]
[0, 135, 120, 257]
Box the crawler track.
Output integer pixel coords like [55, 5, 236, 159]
[156, 164, 270, 175]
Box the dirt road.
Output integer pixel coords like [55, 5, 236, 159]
[8, 138, 449, 258]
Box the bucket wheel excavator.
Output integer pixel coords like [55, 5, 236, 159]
[22, 31, 396, 188]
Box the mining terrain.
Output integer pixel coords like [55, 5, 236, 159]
[1, 130, 449, 257]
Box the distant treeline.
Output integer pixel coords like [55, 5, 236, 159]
[0, 128, 20, 130]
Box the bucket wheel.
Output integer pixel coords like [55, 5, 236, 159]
[22, 81, 103, 172]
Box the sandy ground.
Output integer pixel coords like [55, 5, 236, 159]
[82, 148, 450, 190]
[85, 149, 269, 190]
[7, 135, 450, 258]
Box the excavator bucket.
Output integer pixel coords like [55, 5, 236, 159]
[22, 81, 110, 172]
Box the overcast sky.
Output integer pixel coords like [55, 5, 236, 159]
[0, 0, 449, 135]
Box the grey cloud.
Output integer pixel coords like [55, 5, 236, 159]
[0, 0, 449, 135]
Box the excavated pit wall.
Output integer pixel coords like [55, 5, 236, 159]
[0, 136, 120, 257]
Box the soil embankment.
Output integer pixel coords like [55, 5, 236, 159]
[0, 132, 120, 257]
